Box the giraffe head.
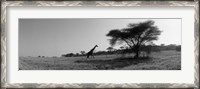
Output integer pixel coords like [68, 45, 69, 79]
[95, 45, 98, 47]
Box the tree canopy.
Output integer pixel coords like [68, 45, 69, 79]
[106, 20, 162, 58]
[107, 47, 114, 52]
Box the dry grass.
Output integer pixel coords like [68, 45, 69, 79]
[19, 50, 181, 70]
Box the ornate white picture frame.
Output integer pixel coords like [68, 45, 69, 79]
[1, 0, 199, 89]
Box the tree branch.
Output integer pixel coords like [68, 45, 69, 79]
[122, 38, 132, 48]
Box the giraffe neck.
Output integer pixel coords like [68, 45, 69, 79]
[90, 46, 97, 52]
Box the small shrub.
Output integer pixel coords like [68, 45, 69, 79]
[176, 46, 181, 51]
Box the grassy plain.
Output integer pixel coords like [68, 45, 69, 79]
[19, 50, 181, 70]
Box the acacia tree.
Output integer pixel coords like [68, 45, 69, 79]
[120, 46, 124, 50]
[107, 47, 114, 54]
[106, 20, 161, 58]
[107, 47, 114, 52]
[80, 51, 86, 56]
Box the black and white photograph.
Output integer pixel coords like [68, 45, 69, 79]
[19, 19, 181, 70]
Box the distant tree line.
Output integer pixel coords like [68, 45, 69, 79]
[61, 44, 181, 57]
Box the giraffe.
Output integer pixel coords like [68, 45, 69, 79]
[86, 45, 98, 59]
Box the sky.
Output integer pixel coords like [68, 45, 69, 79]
[19, 19, 181, 57]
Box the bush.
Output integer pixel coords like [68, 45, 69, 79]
[176, 46, 181, 51]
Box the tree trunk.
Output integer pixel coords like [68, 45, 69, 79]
[135, 51, 139, 58]
[133, 46, 140, 59]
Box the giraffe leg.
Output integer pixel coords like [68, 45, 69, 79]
[90, 54, 92, 59]
[86, 54, 90, 59]
[93, 54, 95, 58]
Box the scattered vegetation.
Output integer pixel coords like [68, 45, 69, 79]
[60, 44, 181, 58]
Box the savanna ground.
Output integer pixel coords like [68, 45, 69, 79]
[19, 50, 181, 70]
